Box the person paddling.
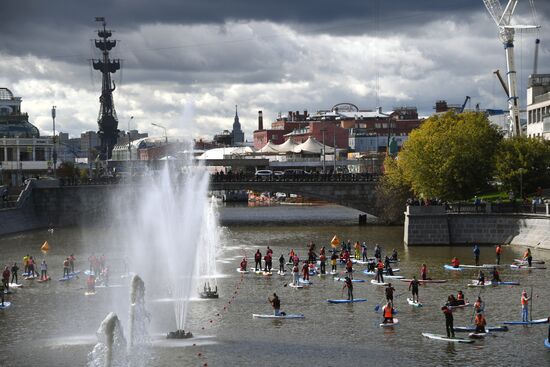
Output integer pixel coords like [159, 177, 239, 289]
[345, 259, 353, 279]
[240, 257, 247, 271]
[473, 244, 480, 266]
[319, 253, 326, 275]
[330, 252, 338, 273]
[268, 293, 285, 316]
[63, 258, 70, 278]
[495, 244, 502, 265]
[292, 264, 300, 286]
[442, 304, 455, 338]
[361, 242, 368, 262]
[343, 276, 353, 301]
[456, 291, 465, 306]
[385, 283, 395, 307]
[301, 261, 309, 281]
[10, 263, 18, 285]
[254, 249, 262, 271]
[278, 254, 285, 274]
[2, 267, 10, 291]
[376, 259, 385, 283]
[451, 257, 460, 268]
[491, 267, 501, 283]
[40, 260, 48, 280]
[474, 296, 484, 315]
[474, 313, 487, 333]
[521, 290, 530, 322]
[523, 249, 532, 267]
[420, 263, 428, 281]
[477, 270, 485, 285]
[409, 276, 420, 303]
[354, 241, 361, 260]
[382, 302, 394, 324]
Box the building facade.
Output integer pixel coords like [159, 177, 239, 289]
[526, 74, 550, 139]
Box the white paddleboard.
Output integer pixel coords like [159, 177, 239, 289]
[236, 268, 249, 274]
[407, 298, 423, 307]
[289, 283, 303, 289]
[467, 281, 492, 287]
[422, 333, 475, 343]
[252, 313, 304, 319]
[371, 279, 389, 286]
[8, 283, 23, 288]
[0, 302, 12, 309]
[380, 318, 399, 327]
[84, 291, 96, 296]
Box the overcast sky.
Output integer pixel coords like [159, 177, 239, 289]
[1, 0, 548, 140]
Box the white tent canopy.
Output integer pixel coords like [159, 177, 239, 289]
[275, 138, 298, 153]
[197, 146, 255, 160]
[258, 141, 280, 153]
[293, 137, 335, 154]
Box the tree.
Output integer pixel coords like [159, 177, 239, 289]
[495, 136, 550, 198]
[397, 111, 502, 201]
[375, 155, 412, 224]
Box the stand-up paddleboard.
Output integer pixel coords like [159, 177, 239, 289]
[69, 271, 81, 276]
[399, 279, 448, 284]
[278, 271, 286, 276]
[262, 271, 273, 276]
[363, 270, 402, 277]
[327, 298, 367, 304]
[460, 265, 488, 269]
[545, 339, 550, 348]
[467, 281, 492, 287]
[370, 279, 389, 286]
[444, 265, 463, 271]
[8, 283, 23, 288]
[510, 264, 546, 270]
[514, 259, 545, 264]
[449, 302, 471, 309]
[0, 302, 12, 310]
[494, 281, 520, 286]
[236, 268, 249, 274]
[84, 291, 96, 296]
[2, 290, 13, 295]
[37, 276, 51, 283]
[299, 279, 312, 285]
[289, 283, 303, 289]
[352, 260, 369, 265]
[59, 274, 79, 281]
[407, 298, 423, 307]
[503, 318, 549, 325]
[380, 318, 399, 327]
[468, 331, 489, 339]
[24, 275, 39, 280]
[329, 271, 339, 275]
[334, 278, 365, 283]
[454, 326, 508, 332]
[422, 333, 475, 343]
[252, 313, 304, 319]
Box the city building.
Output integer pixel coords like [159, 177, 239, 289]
[0, 88, 54, 185]
[526, 74, 550, 139]
[213, 105, 246, 146]
[80, 131, 100, 162]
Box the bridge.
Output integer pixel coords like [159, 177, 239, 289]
[210, 174, 379, 215]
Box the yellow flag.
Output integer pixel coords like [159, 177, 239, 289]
[330, 235, 340, 248]
[41, 241, 50, 254]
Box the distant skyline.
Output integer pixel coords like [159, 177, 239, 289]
[1, 0, 548, 140]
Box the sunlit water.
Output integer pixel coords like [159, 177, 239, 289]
[0, 205, 549, 366]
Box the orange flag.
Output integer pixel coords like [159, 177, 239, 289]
[41, 241, 50, 254]
[330, 235, 340, 248]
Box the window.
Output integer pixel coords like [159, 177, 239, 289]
[35, 147, 45, 161]
[0, 149, 3, 161]
[6, 148, 13, 161]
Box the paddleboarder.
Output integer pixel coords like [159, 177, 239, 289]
[374, 244, 381, 260]
[523, 249, 533, 267]
[10, 263, 18, 284]
[69, 254, 76, 273]
[0, 281, 5, 307]
[278, 254, 285, 274]
[474, 313, 487, 333]
[345, 259, 353, 279]
[63, 258, 70, 278]
[451, 257, 460, 268]
[420, 264, 428, 281]
[292, 264, 300, 286]
[521, 290, 530, 322]
[240, 257, 247, 271]
[491, 267, 501, 283]
[40, 260, 48, 280]
[385, 283, 395, 307]
[354, 241, 361, 260]
[495, 244, 502, 265]
[391, 249, 398, 261]
[319, 253, 326, 274]
[477, 270, 485, 286]
[474, 296, 485, 315]
[382, 302, 394, 324]
[376, 259, 385, 283]
[473, 244, 480, 266]
[456, 291, 465, 306]
[268, 293, 285, 316]
[254, 249, 262, 271]
[442, 304, 455, 338]
[343, 276, 353, 301]
[330, 252, 338, 273]
[301, 261, 310, 281]
[409, 276, 420, 303]
[361, 242, 368, 262]
[1, 267, 9, 290]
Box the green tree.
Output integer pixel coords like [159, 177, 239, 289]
[495, 136, 550, 198]
[397, 111, 502, 200]
[375, 155, 412, 224]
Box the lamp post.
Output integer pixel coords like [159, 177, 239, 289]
[51, 106, 57, 177]
[151, 122, 168, 143]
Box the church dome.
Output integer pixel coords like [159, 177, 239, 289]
[0, 88, 14, 100]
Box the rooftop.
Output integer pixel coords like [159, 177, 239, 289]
[0, 88, 14, 101]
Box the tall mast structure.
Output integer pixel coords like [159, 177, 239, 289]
[92, 17, 121, 159]
[483, 0, 540, 137]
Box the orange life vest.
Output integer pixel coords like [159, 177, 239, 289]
[383, 306, 393, 318]
[521, 295, 529, 306]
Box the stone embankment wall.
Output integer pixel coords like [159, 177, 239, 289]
[404, 205, 550, 250]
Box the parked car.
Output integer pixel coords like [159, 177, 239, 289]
[255, 170, 273, 180]
[273, 171, 284, 177]
[283, 169, 311, 176]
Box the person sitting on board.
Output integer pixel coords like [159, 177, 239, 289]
[292, 264, 300, 286]
[343, 276, 353, 301]
[63, 258, 70, 278]
[442, 304, 455, 338]
[10, 263, 18, 285]
[268, 293, 285, 316]
[367, 258, 376, 273]
[301, 261, 309, 281]
[345, 259, 353, 279]
[330, 252, 338, 273]
[456, 291, 465, 306]
[420, 263, 428, 281]
[382, 302, 394, 324]
[491, 267, 501, 283]
[448, 294, 459, 307]
[86, 274, 96, 293]
[523, 249, 533, 267]
[474, 313, 487, 334]
[451, 257, 460, 268]
[240, 257, 247, 271]
[376, 259, 385, 283]
[278, 254, 285, 274]
[409, 276, 420, 303]
[361, 242, 368, 262]
[474, 296, 485, 315]
[391, 249, 398, 261]
[477, 270, 485, 285]
[385, 283, 395, 307]
[40, 260, 47, 281]
[254, 249, 262, 271]
[473, 244, 480, 266]
[319, 253, 326, 274]
[385, 263, 394, 276]
[521, 290, 530, 322]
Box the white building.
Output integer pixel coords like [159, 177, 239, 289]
[526, 74, 550, 139]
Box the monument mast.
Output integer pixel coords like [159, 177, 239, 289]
[92, 17, 120, 159]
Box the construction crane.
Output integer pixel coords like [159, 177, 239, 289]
[483, 0, 540, 136]
[460, 96, 471, 113]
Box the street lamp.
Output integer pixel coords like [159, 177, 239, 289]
[151, 122, 168, 143]
[51, 106, 57, 177]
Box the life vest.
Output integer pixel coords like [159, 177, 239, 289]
[383, 306, 393, 318]
[377, 262, 384, 270]
[346, 261, 353, 270]
[521, 295, 529, 306]
[255, 252, 261, 261]
[496, 246, 502, 254]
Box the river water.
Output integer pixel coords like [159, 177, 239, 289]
[0, 204, 549, 366]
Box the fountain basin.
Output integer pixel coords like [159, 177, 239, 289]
[166, 330, 193, 339]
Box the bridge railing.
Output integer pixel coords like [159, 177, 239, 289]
[211, 173, 379, 183]
[444, 202, 549, 216]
